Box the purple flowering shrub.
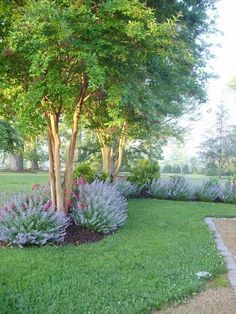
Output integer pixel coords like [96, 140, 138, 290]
[71, 180, 127, 234]
[195, 179, 222, 202]
[222, 177, 236, 204]
[167, 176, 193, 200]
[112, 180, 142, 198]
[0, 185, 70, 246]
[147, 178, 170, 199]
[148, 176, 193, 200]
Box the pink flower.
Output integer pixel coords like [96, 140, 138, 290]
[32, 183, 40, 190]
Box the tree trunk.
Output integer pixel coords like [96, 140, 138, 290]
[114, 122, 127, 176]
[9, 152, 24, 171]
[63, 77, 88, 213]
[47, 125, 56, 208]
[49, 113, 64, 212]
[101, 145, 113, 175]
[63, 111, 79, 213]
[30, 159, 39, 171]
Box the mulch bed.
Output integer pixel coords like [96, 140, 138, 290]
[0, 241, 6, 247]
[63, 223, 104, 245]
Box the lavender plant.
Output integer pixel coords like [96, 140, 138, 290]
[195, 179, 222, 202]
[222, 177, 236, 204]
[112, 181, 142, 198]
[168, 176, 193, 201]
[147, 178, 169, 199]
[71, 180, 127, 234]
[0, 191, 70, 247]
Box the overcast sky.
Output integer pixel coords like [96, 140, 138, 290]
[164, 0, 236, 160]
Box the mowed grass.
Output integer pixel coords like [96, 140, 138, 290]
[1, 198, 236, 313]
[161, 173, 228, 185]
[0, 171, 48, 193]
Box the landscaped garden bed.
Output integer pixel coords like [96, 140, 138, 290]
[1, 198, 236, 313]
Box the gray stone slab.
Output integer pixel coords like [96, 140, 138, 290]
[205, 217, 236, 291]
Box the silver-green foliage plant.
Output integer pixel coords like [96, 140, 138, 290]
[72, 181, 127, 234]
[195, 179, 222, 202]
[168, 176, 193, 201]
[0, 192, 70, 247]
[112, 181, 142, 198]
[147, 178, 169, 199]
[222, 177, 236, 204]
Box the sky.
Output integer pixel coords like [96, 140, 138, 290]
[163, 0, 236, 161]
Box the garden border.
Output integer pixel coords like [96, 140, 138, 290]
[205, 217, 236, 293]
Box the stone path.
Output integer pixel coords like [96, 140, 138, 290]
[205, 217, 236, 291]
[156, 218, 236, 314]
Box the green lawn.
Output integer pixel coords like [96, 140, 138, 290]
[0, 171, 48, 193]
[1, 198, 236, 313]
[161, 173, 228, 184]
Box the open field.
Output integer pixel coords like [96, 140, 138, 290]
[161, 173, 228, 184]
[1, 196, 236, 313]
[0, 171, 48, 193]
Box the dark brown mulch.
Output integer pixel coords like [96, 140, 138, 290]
[0, 241, 6, 247]
[63, 223, 104, 245]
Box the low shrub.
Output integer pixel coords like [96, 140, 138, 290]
[128, 159, 160, 185]
[95, 171, 109, 182]
[73, 163, 95, 183]
[71, 180, 127, 234]
[195, 178, 222, 202]
[222, 177, 236, 204]
[147, 178, 169, 199]
[168, 176, 193, 201]
[0, 192, 70, 247]
[113, 180, 142, 198]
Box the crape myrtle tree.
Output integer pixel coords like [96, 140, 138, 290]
[2, 0, 180, 213]
[83, 0, 217, 176]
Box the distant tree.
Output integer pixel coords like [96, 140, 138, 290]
[182, 164, 190, 174]
[198, 102, 233, 177]
[162, 164, 173, 173]
[172, 165, 181, 174]
[0, 120, 20, 154]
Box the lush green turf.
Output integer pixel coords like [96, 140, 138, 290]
[0, 171, 48, 193]
[1, 199, 236, 313]
[161, 173, 228, 184]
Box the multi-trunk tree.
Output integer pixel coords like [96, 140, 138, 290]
[2, 0, 182, 213]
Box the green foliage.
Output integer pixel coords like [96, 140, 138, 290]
[128, 159, 160, 185]
[1, 199, 236, 312]
[162, 164, 172, 173]
[73, 163, 95, 183]
[0, 120, 20, 153]
[172, 164, 181, 174]
[96, 171, 109, 182]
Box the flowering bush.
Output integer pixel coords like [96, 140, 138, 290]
[168, 176, 193, 201]
[112, 180, 142, 198]
[0, 187, 70, 246]
[195, 179, 222, 202]
[222, 177, 236, 204]
[71, 180, 127, 233]
[147, 178, 169, 199]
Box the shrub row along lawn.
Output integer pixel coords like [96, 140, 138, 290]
[1, 199, 236, 313]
